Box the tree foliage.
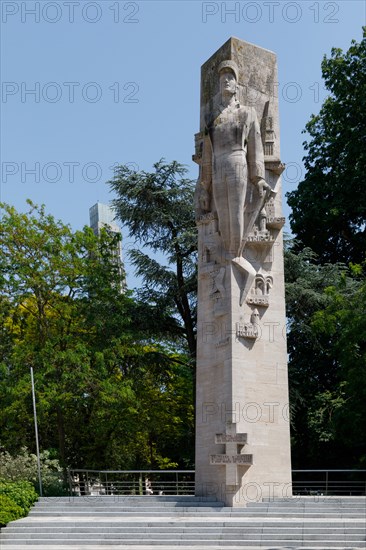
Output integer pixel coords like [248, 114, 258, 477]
[285, 30, 366, 468]
[285, 242, 366, 467]
[108, 160, 198, 359]
[287, 28, 366, 265]
[0, 201, 194, 473]
[310, 264, 366, 464]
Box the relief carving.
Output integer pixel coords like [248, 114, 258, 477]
[194, 60, 280, 306]
[236, 308, 260, 340]
[209, 267, 226, 299]
[261, 99, 275, 158]
[247, 274, 273, 307]
[210, 423, 252, 469]
[264, 197, 285, 229]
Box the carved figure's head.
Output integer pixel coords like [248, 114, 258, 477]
[218, 60, 239, 97]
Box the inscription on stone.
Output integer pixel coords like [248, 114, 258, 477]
[266, 216, 285, 229]
[247, 232, 275, 243]
[215, 433, 247, 444]
[247, 296, 269, 306]
[210, 454, 253, 465]
[236, 322, 258, 340]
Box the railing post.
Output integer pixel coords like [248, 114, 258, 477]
[139, 472, 143, 495]
[176, 471, 179, 495]
[68, 469, 72, 498]
[325, 470, 328, 496]
[67, 469, 70, 497]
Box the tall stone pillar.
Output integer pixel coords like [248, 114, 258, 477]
[194, 37, 292, 507]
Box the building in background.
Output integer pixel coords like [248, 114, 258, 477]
[89, 202, 125, 289]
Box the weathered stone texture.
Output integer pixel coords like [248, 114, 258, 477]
[194, 37, 291, 507]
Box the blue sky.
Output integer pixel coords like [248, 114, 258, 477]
[1, 0, 365, 288]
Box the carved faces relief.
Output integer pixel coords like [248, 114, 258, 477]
[219, 69, 237, 97]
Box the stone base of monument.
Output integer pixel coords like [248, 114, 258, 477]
[1, 495, 365, 548]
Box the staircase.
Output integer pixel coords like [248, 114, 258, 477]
[1, 495, 365, 549]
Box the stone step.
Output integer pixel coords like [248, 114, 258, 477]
[2, 531, 366, 540]
[248, 503, 366, 509]
[33, 503, 225, 508]
[3, 527, 365, 538]
[32, 507, 366, 514]
[36, 497, 220, 507]
[1, 541, 365, 550]
[264, 495, 366, 505]
[5, 523, 366, 532]
[38, 496, 365, 502]
[29, 503, 366, 510]
[38, 495, 212, 504]
[8, 520, 365, 532]
[30, 507, 229, 513]
[32, 503, 226, 508]
[2, 497, 366, 548]
[32, 502, 366, 510]
[265, 504, 366, 508]
[2, 537, 365, 550]
[27, 511, 366, 518]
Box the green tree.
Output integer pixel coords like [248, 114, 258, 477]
[310, 264, 366, 466]
[285, 243, 344, 466]
[0, 200, 126, 465]
[0, 201, 194, 472]
[108, 159, 198, 359]
[287, 28, 366, 265]
[285, 241, 366, 467]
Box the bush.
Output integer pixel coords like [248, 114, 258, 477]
[0, 480, 38, 514]
[0, 447, 66, 496]
[0, 495, 23, 527]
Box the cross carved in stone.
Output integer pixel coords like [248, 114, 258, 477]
[210, 422, 253, 487]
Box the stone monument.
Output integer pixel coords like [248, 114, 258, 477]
[193, 37, 292, 507]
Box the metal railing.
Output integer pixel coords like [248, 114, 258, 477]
[68, 469, 195, 496]
[292, 469, 366, 496]
[68, 469, 366, 497]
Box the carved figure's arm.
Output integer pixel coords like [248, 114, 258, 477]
[247, 108, 275, 198]
[247, 108, 265, 187]
[193, 130, 213, 218]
